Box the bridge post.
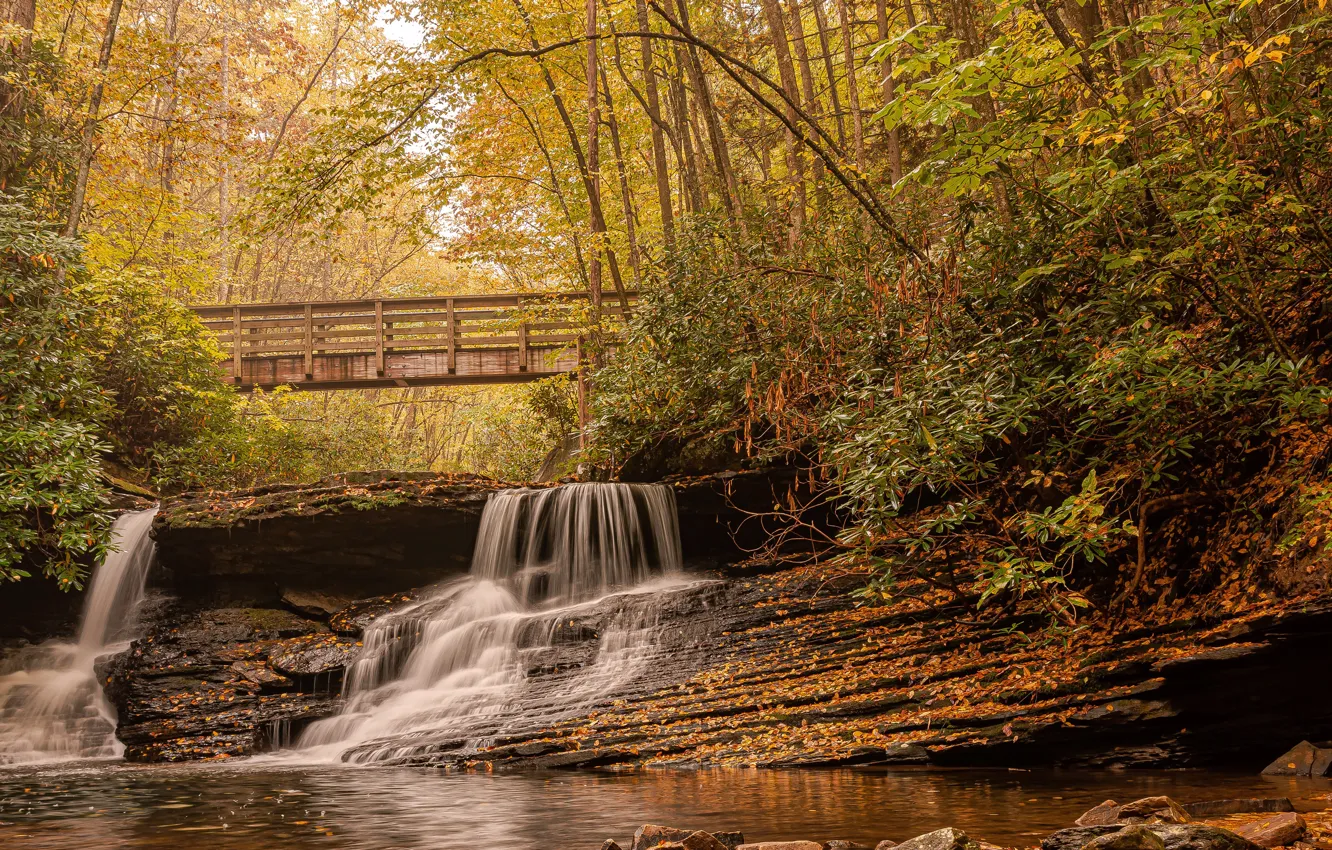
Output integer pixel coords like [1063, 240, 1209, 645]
[231, 306, 242, 384]
[303, 304, 314, 380]
[446, 298, 456, 374]
[576, 334, 589, 448]
[518, 322, 528, 372]
[375, 300, 385, 376]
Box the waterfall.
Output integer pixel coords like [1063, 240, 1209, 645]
[295, 483, 686, 763]
[0, 508, 158, 764]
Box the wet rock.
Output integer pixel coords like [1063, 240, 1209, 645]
[1044, 827, 1136, 850]
[824, 842, 873, 850]
[1081, 826, 1167, 850]
[1078, 802, 1124, 827]
[876, 843, 899, 850]
[601, 842, 624, 850]
[1047, 826, 1261, 850]
[1263, 742, 1332, 777]
[735, 843, 822, 850]
[1234, 814, 1307, 848]
[682, 832, 730, 850]
[228, 660, 291, 692]
[268, 635, 358, 682]
[714, 833, 745, 849]
[281, 589, 352, 621]
[634, 825, 693, 850]
[1183, 801, 1295, 819]
[893, 828, 981, 850]
[1117, 797, 1191, 824]
[329, 592, 420, 636]
[1150, 825, 1265, 850]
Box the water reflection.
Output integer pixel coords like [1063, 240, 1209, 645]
[1, 765, 1328, 850]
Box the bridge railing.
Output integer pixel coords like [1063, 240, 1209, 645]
[192, 291, 635, 384]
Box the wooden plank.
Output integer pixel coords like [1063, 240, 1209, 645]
[303, 305, 313, 379]
[375, 300, 385, 376]
[231, 307, 242, 384]
[446, 298, 456, 374]
[518, 322, 528, 372]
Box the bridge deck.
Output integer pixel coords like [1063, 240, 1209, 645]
[193, 291, 632, 391]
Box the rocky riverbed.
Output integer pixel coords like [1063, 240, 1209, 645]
[592, 792, 1332, 850]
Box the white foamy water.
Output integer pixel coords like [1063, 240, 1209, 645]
[295, 483, 687, 763]
[0, 508, 158, 765]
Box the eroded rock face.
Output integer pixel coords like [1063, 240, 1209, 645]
[102, 604, 342, 761]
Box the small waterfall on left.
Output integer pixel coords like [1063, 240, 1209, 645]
[0, 507, 158, 764]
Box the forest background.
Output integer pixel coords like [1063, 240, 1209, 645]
[2, 0, 1330, 626]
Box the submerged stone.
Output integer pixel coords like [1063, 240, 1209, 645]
[1182, 801, 1295, 819]
[1234, 814, 1308, 848]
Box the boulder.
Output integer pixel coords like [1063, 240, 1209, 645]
[1082, 826, 1167, 850]
[893, 828, 981, 850]
[1078, 802, 1124, 827]
[228, 660, 291, 692]
[1044, 827, 1135, 850]
[268, 635, 358, 679]
[735, 844, 822, 850]
[824, 843, 874, 850]
[1263, 742, 1332, 778]
[635, 826, 694, 850]
[682, 832, 730, 850]
[602, 842, 624, 850]
[714, 834, 745, 849]
[1045, 826, 1261, 850]
[280, 589, 352, 620]
[876, 843, 899, 850]
[1117, 797, 1191, 825]
[1145, 825, 1264, 850]
[1234, 814, 1307, 848]
[1183, 801, 1295, 819]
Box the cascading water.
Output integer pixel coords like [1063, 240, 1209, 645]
[0, 508, 158, 764]
[295, 483, 689, 763]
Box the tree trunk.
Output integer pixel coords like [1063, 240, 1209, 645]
[512, 0, 626, 304]
[674, 0, 741, 223]
[875, 0, 901, 183]
[0, 0, 35, 189]
[218, 31, 233, 300]
[810, 0, 845, 148]
[758, 0, 806, 246]
[159, 0, 182, 193]
[836, 0, 865, 174]
[667, 45, 704, 214]
[586, 0, 603, 321]
[634, 0, 675, 249]
[601, 66, 643, 288]
[786, 0, 826, 204]
[64, 0, 125, 238]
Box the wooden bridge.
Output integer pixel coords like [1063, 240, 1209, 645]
[192, 291, 633, 391]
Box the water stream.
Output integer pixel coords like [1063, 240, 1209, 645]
[295, 483, 691, 763]
[0, 509, 158, 765]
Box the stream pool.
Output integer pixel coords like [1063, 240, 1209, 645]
[1, 764, 1327, 850]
